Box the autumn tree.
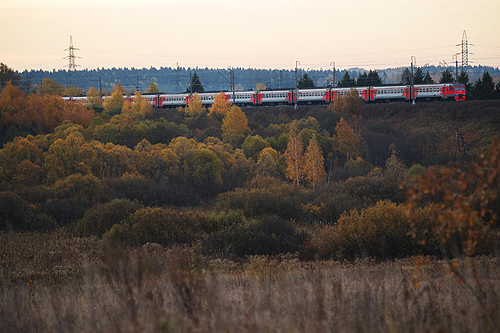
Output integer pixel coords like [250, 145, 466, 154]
[256, 147, 279, 177]
[303, 134, 325, 189]
[145, 82, 159, 94]
[184, 92, 205, 117]
[103, 84, 125, 114]
[133, 90, 152, 115]
[405, 139, 500, 256]
[64, 85, 83, 97]
[285, 124, 303, 186]
[255, 83, 267, 91]
[333, 117, 359, 162]
[37, 78, 66, 96]
[0, 63, 21, 89]
[222, 105, 248, 142]
[209, 92, 231, 115]
[242, 135, 270, 161]
[385, 143, 407, 182]
[44, 131, 92, 181]
[0, 81, 26, 128]
[86, 86, 102, 109]
[328, 88, 363, 116]
[0, 135, 44, 182]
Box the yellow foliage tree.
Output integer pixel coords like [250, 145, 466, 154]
[64, 85, 83, 97]
[209, 92, 231, 115]
[37, 78, 65, 96]
[221, 105, 248, 141]
[133, 90, 152, 115]
[184, 93, 205, 117]
[303, 134, 326, 189]
[256, 82, 267, 91]
[285, 124, 303, 186]
[86, 86, 102, 108]
[334, 117, 360, 162]
[103, 85, 125, 114]
[144, 82, 159, 94]
[327, 88, 363, 115]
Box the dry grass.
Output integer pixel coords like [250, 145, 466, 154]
[1, 232, 499, 332]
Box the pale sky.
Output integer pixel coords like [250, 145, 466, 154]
[1, 0, 499, 71]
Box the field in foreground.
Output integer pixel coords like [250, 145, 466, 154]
[1, 232, 499, 332]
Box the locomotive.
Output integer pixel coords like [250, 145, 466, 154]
[63, 83, 466, 107]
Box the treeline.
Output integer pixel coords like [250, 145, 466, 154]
[4, 61, 499, 95]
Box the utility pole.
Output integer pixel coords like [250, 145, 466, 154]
[136, 73, 140, 92]
[189, 72, 192, 97]
[411, 56, 416, 105]
[64, 36, 80, 87]
[461, 30, 469, 70]
[330, 61, 335, 88]
[278, 70, 283, 89]
[453, 54, 459, 82]
[99, 75, 102, 99]
[295, 61, 300, 110]
[230, 67, 235, 104]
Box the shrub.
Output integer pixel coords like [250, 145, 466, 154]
[104, 207, 208, 247]
[310, 200, 436, 260]
[217, 184, 304, 220]
[53, 173, 104, 202]
[202, 216, 308, 258]
[74, 199, 143, 236]
[43, 198, 92, 226]
[105, 173, 202, 206]
[0, 191, 57, 231]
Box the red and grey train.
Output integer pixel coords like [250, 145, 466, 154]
[64, 83, 466, 107]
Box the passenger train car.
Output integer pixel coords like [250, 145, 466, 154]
[63, 83, 466, 107]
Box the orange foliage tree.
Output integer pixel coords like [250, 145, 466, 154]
[209, 92, 231, 115]
[405, 139, 500, 256]
[303, 134, 326, 189]
[285, 124, 303, 186]
[333, 117, 360, 162]
[221, 106, 248, 141]
[184, 93, 205, 117]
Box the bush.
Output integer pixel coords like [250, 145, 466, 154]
[310, 200, 443, 260]
[202, 216, 308, 258]
[217, 184, 304, 220]
[74, 199, 143, 236]
[43, 198, 92, 226]
[0, 191, 57, 231]
[104, 207, 208, 247]
[105, 173, 202, 206]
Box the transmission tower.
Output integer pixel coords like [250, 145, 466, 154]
[64, 36, 80, 70]
[461, 30, 468, 70]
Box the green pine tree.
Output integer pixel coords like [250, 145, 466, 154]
[186, 72, 205, 93]
[298, 73, 315, 88]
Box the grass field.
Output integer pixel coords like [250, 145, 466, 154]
[1, 232, 499, 332]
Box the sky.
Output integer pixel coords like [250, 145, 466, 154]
[1, 0, 499, 72]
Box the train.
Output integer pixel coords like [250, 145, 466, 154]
[63, 83, 466, 108]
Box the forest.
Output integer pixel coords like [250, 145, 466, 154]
[1, 76, 499, 331]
